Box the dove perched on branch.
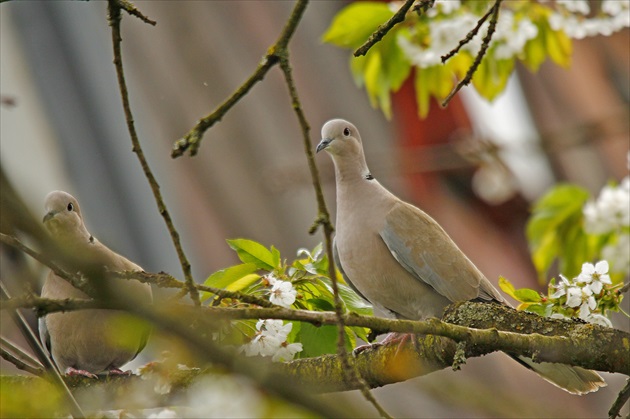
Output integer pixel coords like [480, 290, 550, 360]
[40, 191, 152, 378]
[316, 119, 606, 395]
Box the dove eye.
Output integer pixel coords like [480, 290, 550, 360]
[343, 128, 350, 137]
[67, 203, 74, 212]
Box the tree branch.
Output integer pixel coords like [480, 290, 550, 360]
[107, 0, 200, 306]
[0, 347, 44, 376]
[171, 0, 309, 158]
[354, 0, 417, 57]
[110, 0, 156, 25]
[0, 233, 89, 295]
[6, 294, 628, 377]
[609, 378, 630, 419]
[441, 0, 502, 107]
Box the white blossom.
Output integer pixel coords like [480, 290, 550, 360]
[272, 341, 303, 362]
[264, 273, 279, 285]
[256, 319, 292, 341]
[550, 274, 573, 298]
[398, 13, 480, 68]
[583, 180, 630, 234]
[550, 312, 569, 320]
[433, 0, 462, 15]
[577, 261, 612, 294]
[557, 0, 590, 15]
[584, 313, 613, 328]
[602, 0, 630, 16]
[566, 285, 597, 319]
[269, 280, 297, 308]
[241, 320, 303, 362]
[243, 333, 281, 357]
[602, 234, 630, 275]
[148, 409, 178, 419]
[182, 376, 264, 418]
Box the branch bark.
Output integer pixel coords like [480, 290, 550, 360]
[5, 295, 628, 378]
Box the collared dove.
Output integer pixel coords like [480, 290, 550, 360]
[317, 119, 605, 395]
[40, 191, 152, 378]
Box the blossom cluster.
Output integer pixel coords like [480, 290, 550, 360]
[583, 176, 630, 275]
[266, 274, 297, 308]
[550, 261, 614, 327]
[550, 0, 630, 39]
[240, 319, 303, 362]
[397, 0, 630, 69]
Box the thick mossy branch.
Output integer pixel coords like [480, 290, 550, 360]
[6, 296, 628, 379]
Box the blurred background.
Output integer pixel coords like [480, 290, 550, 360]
[1, 1, 628, 417]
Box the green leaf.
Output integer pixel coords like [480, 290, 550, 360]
[271, 245, 281, 268]
[472, 56, 515, 101]
[544, 26, 572, 68]
[381, 30, 411, 93]
[524, 303, 551, 316]
[226, 239, 277, 271]
[306, 298, 335, 311]
[320, 278, 373, 315]
[298, 323, 340, 357]
[414, 67, 431, 118]
[322, 2, 394, 49]
[521, 26, 547, 72]
[498, 276, 518, 301]
[526, 184, 590, 280]
[225, 273, 260, 292]
[203, 263, 259, 300]
[514, 288, 542, 303]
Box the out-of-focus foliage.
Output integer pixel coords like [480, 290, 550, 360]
[323, 0, 630, 118]
[501, 175, 629, 325]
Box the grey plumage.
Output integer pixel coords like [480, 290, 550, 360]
[39, 191, 152, 376]
[318, 119, 605, 395]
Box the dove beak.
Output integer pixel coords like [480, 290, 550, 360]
[316, 138, 332, 153]
[43, 211, 56, 223]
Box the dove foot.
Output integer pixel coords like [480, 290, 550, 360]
[65, 367, 98, 379]
[107, 368, 132, 376]
[352, 341, 382, 356]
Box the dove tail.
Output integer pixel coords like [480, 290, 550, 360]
[511, 355, 606, 395]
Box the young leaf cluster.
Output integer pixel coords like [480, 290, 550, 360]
[323, 1, 628, 118]
[201, 239, 373, 360]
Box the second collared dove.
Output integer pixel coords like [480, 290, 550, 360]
[40, 191, 152, 378]
[317, 119, 605, 395]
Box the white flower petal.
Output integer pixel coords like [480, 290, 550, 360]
[594, 260, 609, 274]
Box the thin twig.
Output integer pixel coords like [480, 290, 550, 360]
[112, 0, 156, 25]
[278, 51, 392, 418]
[441, 0, 503, 107]
[114, 270, 275, 308]
[0, 233, 274, 308]
[609, 378, 630, 419]
[0, 282, 85, 418]
[0, 336, 45, 372]
[0, 347, 44, 376]
[354, 0, 416, 57]
[441, 2, 496, 63]
[0, 233, 88, 294]
[107, 0, 200, 306]
[171, 0, 309, 158]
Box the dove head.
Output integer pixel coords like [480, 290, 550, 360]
[43, 191, 90, 243]
[317, 119, 370, 180]
[316, 119, 363, 156]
